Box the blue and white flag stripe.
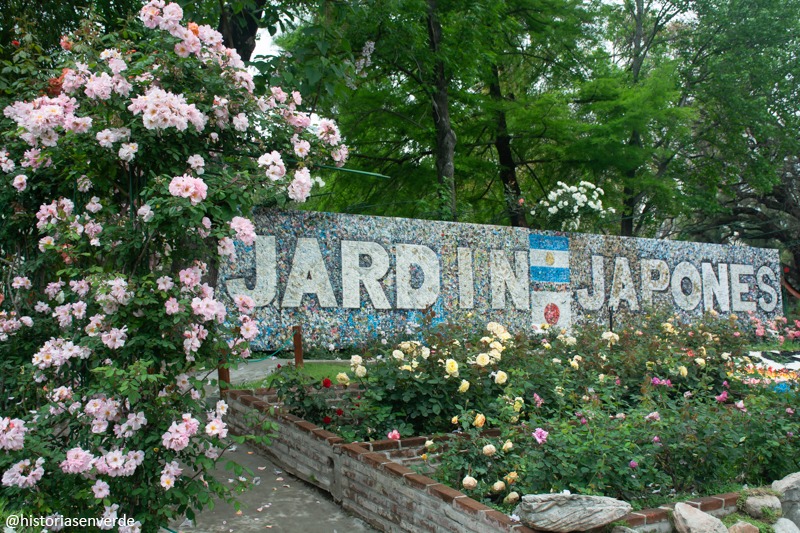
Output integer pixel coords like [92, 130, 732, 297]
[529, 234, 569, 251]
[530, 266, 570, 283]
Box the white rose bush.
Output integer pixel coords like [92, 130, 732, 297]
[0, 2, 346, 530]
[530, 180, 615, 231]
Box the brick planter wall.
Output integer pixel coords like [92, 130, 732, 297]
[225, 388, 739, 533]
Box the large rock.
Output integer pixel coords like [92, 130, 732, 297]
[611, 527, 638, 533]
[774, 518, 800, 533]
[774, 472, 800, 527]
[672, 502, 727, 533]
[513, 494, 632, 532]
[743, 494, 782, 519]
[727, 522, 759, 533]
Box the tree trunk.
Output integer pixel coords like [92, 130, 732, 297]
[218, 0, 267, 62]
[621, 0, 645, 237]
[426, 0, 457, 221]
[488, 64, 528, 227]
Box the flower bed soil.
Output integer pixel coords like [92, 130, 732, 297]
[225, 388, 740, 533]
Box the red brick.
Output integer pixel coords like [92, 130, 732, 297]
[368, 439, 401, 451]
[427, 483, 465, 504]
[339, 443, 369, 458]
[452, 496, 492, 515]
[691, 496, 724, 512]
[404, 473, 438, 490]
[252, 401, 272, 412]
[713, 492, 741, 507]
[240, 395, 260, 407]
[638, 507, 669, 524]
[253, 387, 272, 395]
[312, 428, 340, 442]
[382, 462, 413, 478]
[294, 420, 319, 433]
[398, 436, 428, 448]
[620, 512, 647, 527]
[279, 413, 303, 423]
[361, 452, 390, 468]
[226, 390, 247, 401]
[482, 509, 517, 530]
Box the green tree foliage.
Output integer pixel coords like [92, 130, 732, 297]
[274, 0, 800, 244]
[271, 0, 593, 225]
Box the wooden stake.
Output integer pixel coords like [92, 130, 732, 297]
[293, 325, 304, 368]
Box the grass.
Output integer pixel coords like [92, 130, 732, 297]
[747, 339, 799, 352]
[238, 361, 351, 389]
[626, 482, 744, 511]
[722, 511, 775, 532]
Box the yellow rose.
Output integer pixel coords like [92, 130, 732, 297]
[504, 471, 519, 484]
[679, 366, 688, 377]
[473, 413, 486, 428]
[392, 349, 405, 361]
[355, 365, 367, 378]
[462, 475, 477, 490]
[502, 440, 513, 452]
[504, 491, 520, 505]
[451, 415, 459, 424]
[482, 444, 496, 457]
[491, 481, 506, 493]
[336, 372, 350, 385]
[445, 358, 459, 376]
[475, 353, 491, 367]
[458, 379, 470, 393]
[494, 371, 508, 385]
[695, 358, 706, 367]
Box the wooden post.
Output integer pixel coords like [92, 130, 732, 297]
[293, 325, 304, 368]
[218, 364, 231, 396]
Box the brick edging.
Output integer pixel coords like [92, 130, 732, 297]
[225, 388, 743, 532]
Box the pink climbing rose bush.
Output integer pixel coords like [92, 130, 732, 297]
[0, 1, 346, 530]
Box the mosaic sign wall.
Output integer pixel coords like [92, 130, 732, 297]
[219, 209, 782, 349]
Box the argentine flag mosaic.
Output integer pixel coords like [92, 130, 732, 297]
[530, 234, 571, 328]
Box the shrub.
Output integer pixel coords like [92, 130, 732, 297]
[0, 2, 346, 530]
[269, 312, 800, 511]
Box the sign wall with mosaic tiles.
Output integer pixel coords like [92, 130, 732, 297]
[220, 209, 782, 349]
